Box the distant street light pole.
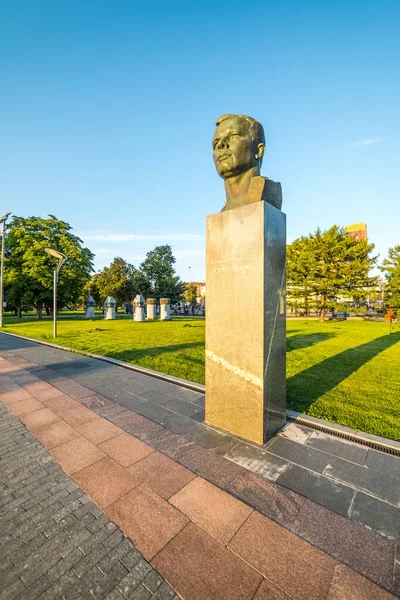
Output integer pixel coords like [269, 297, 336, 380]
[188, 266, 191, 284]
[0, 213, 12, 328]
[44, 248, 67, 338]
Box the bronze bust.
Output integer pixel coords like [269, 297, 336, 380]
[212, 114, 282, 212]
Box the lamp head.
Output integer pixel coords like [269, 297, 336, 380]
[0, 213, 11, 223]
[45, 248, 66, 261]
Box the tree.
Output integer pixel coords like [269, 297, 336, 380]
[287, 226, 378, 321]
[93, 257, 135, 306]
[132, 268, 152, 299]
[185, 283, 198, 313]
[381, 245, 400, 311]
[4, 215, 94, 318]
[84, 258, 152, 308]
[185, 283, 197, 304]
[140, 245, 186, 303]
[286, 237, 315, 315]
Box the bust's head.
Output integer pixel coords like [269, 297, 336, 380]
[212, 114, 265, 180]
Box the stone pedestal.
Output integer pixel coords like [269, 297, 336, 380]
[160, 298, 171, 321]
[85, 306, 95, 319]
[205, 201, 286, 445]
[104, 296, 116, 320]
[134, 306, 145, 321]
[146, 298, 156, 320]
[85, 295, 95, 319]
[133, 295, 145, 322]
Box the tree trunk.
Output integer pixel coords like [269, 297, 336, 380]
[35, 305, 42, 320]
[17, 306, 22, 319]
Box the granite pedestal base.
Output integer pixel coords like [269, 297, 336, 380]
[205, 201, 286, 445]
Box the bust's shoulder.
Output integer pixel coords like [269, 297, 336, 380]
[247, 176, 282, 210]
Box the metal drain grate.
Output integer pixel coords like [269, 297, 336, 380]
[286, 415, 400, 457]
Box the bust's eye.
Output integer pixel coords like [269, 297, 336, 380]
[230, 133, 239, 139]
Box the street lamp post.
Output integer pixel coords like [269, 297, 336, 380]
[188, 266, 191, 284]
[0, 213, 12, 328]
[44, 248, 67, 338]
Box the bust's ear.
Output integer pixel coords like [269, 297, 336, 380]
[255, 143, 265, 160]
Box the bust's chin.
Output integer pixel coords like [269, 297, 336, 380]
[217, 159, 260, 179]
[218, 164, 249, 179]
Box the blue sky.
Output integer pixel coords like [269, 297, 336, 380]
[1, 0, 399, 281]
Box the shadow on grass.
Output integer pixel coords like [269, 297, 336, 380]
[287, 332, 400, 410]
[108, 341, 205, 362]
[287, 332, 336, 352]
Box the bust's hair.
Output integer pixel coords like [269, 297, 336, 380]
[215, 114, 265, 147]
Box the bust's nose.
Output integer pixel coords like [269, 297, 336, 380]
[217, 137, 229, 150]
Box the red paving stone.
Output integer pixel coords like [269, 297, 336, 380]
[291, 499, 395, 592]
[29, 386, 65, 401]
[20, 407, 61, 431]
[229, 511, 337, 600]
[111, 409, 165, 439]
[23, 381, 53, 393]
[33, 419, 80, 449]
[152, 522, 262, 600]
[129, 451, 196, 499]
[49, 435, 106, 474]
[227, 469, 306, 528]
[75, 417, 124, 444]
[7, 397, 44, 416]
[73, 456, 141, 509]
[170, 476, 252, 544]
[0, 364, 21, 373]
[176, 443, 245, 488]
[106, 483, 189, 560]
[253, 579, 291, 599]
[0, 389, 32, 404]
[58, 405, 100, 427]
[99, 432, 154, 467]
[326, 564, 397, 599]
[41, 394, 81, 414]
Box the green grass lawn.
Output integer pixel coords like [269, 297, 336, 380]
[2, 316, 399, 441]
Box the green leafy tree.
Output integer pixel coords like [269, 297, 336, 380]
[140, 245, 186, 303]
[287, 226, 378, 321]
[85, 258, 152, 309]
[93, 257, 135, 306]
[286, 237, 315, 315]
[4, 215, 94, 318]
[185, 283, 198, 313]
[185, 283, 197, 304]
[132, 268, 152, 299]
[81, 276, 102, 308]
[381, 245, 400, 310]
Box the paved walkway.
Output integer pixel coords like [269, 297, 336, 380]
[0, 332, 399, 599]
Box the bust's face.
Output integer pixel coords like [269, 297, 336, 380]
[212, 116, 259, 179]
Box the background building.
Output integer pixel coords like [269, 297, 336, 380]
[346, 222, 368, 241]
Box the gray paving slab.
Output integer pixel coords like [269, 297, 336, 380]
[184, 425, 239, 455]
[365, 449, 400, 481]
[324, 456, 400, 506]
[305, 430, 369, 465]
[350, 491, 400, 543]
[224, 442, 289, 482]
[0, 402, 176, 600]
[276, 463, 355, 517]
[267, 436, 331, 473]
